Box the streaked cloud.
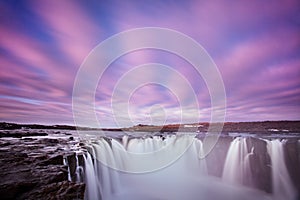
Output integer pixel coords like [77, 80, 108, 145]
[0, 0, 299, 127]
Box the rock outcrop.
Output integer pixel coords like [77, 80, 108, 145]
[0, 137, 85, 200]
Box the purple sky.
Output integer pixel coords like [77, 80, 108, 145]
[0, 0, 300, 127]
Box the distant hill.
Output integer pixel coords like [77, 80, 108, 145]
[1, 121, 300, 133]
[122, 121, 300, 133]
[0, 122, 85, 130]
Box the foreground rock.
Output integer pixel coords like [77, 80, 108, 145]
[0, 130, 48, 138]
[0, 137, 85, 200]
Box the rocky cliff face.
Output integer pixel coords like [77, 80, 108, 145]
[0, 137, 85, 200]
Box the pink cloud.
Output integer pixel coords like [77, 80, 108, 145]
[0, 26, 73, 98]
[0, 0, 299, 125]
[30, 0, 102, 67]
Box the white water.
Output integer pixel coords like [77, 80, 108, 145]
[222, 138, 253, 186]
[83, 135, 298, 200]
[83, 153, 101, 200]
[75, 154, 83, 182]
[266, 139, 297, 200]
[64, 154, 84, 183]
[63, 157, 72, 181]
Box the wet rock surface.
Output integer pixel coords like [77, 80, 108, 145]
[247, 137, 272, 193]
[0, 130, 48, 138]
[0, 137, 85, 200]
[203, 136, 232, 177]
[284, 139, 300, 193]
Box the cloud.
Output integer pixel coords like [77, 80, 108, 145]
[30, 0, 102, 67]
[0, 0, 299, 126]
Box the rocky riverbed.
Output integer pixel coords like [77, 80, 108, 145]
[1, 121, 300, 199]
[0, 134, 85, 200]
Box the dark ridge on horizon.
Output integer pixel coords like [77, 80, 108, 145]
[1, 121, 300, 133]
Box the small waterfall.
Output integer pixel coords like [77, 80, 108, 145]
[63, 157, 72, 181]
[83, 153, 101, 200]
[222, 138, 253, 186]
[63, 153, 84, 182]
[75, 154, 83, 182]
[192, 138, 208, 174]
[91, 139, 121, 199]
[266, 139, 297, 200]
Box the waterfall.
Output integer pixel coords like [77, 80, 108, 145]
[75, 154, 83, 182]
[83, 153, 101, 200]
[63, 157, 72, 181]
[82, 135, 298, 200]
[64, 153, 84, 183]
[222, 138, 253, 186]
[266, 139, 297, 200]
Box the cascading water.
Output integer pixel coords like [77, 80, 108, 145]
[83, 153, 101, 200]
[82, 135, 299, 200]
[222, 138, 253, 186]
[75, 154, 83, 182]
[63, 157, 72, 181]
[64, 153, 84, 183]
[266, 139, 297, 200]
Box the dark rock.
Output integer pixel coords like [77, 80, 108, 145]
[40, 138, 59, 144]
[78, 154, 84, 167]
[14, 152, 28, 158]
[21, 137, 37, 141]
[0, 140, 11, 147]
[20, 181, 85, 200]
[284, 139, 300, 193]
[67, 153, 77, 181]
[0, 181, 38, 200]
[0, 137, 85, 199]
[0, 130, 48, 138]
[205, 136, 232, 177]
[38, 155, 63, 166]
[79, 142, 85, 146]
[247, 138, 272, 193]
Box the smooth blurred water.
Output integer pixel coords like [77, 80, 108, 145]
[82, 134, 299, 200]
[11, 129, 299, 200]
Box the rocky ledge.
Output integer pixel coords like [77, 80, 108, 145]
[0, 137, 85, 200]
